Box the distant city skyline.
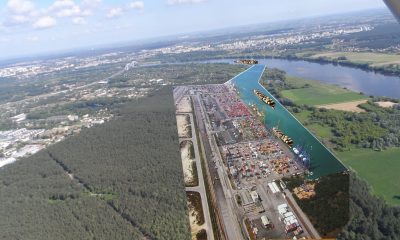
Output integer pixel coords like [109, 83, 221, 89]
[0, 0, 388, 59]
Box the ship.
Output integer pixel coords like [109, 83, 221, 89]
[234, 59, 258, 65]
[254, 89, 276, 109]
[272, 127, 294, 147]
[292, 145, 311, 169]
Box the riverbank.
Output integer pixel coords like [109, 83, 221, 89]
[263, 72, 400, 206]
[195, 57, 400, 99]
[178, 51, 400, 77]
[301, 52, 400, 76]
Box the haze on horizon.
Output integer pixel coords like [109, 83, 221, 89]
[0, 0, 387, 59]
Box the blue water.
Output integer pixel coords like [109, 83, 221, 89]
[229, 65, 347, 179]
[206, 58, 400, 99]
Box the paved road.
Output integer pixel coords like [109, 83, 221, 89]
[175, 93, 214, 240]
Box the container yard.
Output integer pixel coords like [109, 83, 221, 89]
[180, 82, 312, 239]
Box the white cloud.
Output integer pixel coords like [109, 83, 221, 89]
[107, 7, 123, 18]
[129, 1, 144, 10]
[0, 37, 12, 43]
[33, 16, 56, 29]
[7, 0, 35, 14]
[51, 0, 75, 10]
[49, 0, 93, 17]
[72, 17, 86, 25]
[105, 1, 143, 19]
[57, 6, 81, 17]
[3, 0, 98, 30]
[10, 15, 30, 24]
[167, 0, 206, 5]
[26, 36, 39, 41]
[82, 0, 102, 8]
[5, 0, 38, 26]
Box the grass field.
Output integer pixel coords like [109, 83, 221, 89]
[337, 148, 400, 206]
[281, 76, 367, 106]
[293, 108, 400, 206]
[293, 110, 336, 148]
[282, 75, 399, 206]
[311, 52, 400, 67]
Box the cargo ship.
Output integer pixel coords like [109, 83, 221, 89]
[234, 59, 258, 65]
[254, 89, 276, 109]
[272, 127, 294, 147]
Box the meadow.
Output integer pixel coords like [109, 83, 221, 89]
[281, 75, 399, 206]
[337, 148, 400, 206]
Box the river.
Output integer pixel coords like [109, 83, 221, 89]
[207, 58, 400, 99]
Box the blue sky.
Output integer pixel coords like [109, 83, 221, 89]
[0, 0, 387, 59]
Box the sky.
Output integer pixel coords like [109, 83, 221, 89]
[0, 0, 388, 59]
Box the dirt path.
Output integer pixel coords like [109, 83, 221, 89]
[375, 101, 397, 108]
[180, 141, 195, 185]
[177, 114, 192, 138]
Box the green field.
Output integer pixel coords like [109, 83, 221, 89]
[311, 52, 400, 67]
[281, 76, 367, 106]
[337, 148, 400, 206]
[283, 75, 398, 206]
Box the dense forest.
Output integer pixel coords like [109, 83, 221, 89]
[284, 173, 350, 237]
[0, 150, 145, 239]
[283, 169, 400, 240]
[340, 173, 400, 240]
[0, 87, 191, 240]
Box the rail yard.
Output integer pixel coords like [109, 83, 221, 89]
[174, 80, 321, 239]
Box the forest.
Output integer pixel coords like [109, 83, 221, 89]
[339, 173, 400, 240]
[284, 173, 350, 237]
[0, 87, 191, 240]
[0, 149, 146, 240]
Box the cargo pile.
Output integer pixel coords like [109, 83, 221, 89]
[293, 183, 316, 200]
[270, 157, 291, 174]
[278, 204, 304, 235]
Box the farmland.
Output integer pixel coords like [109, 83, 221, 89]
[281, 76, 367, 106]
[311, 52, 400, 67]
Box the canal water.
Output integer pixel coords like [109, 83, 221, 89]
[207, 58, 400, 99]
[229, 65, 347, 179]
